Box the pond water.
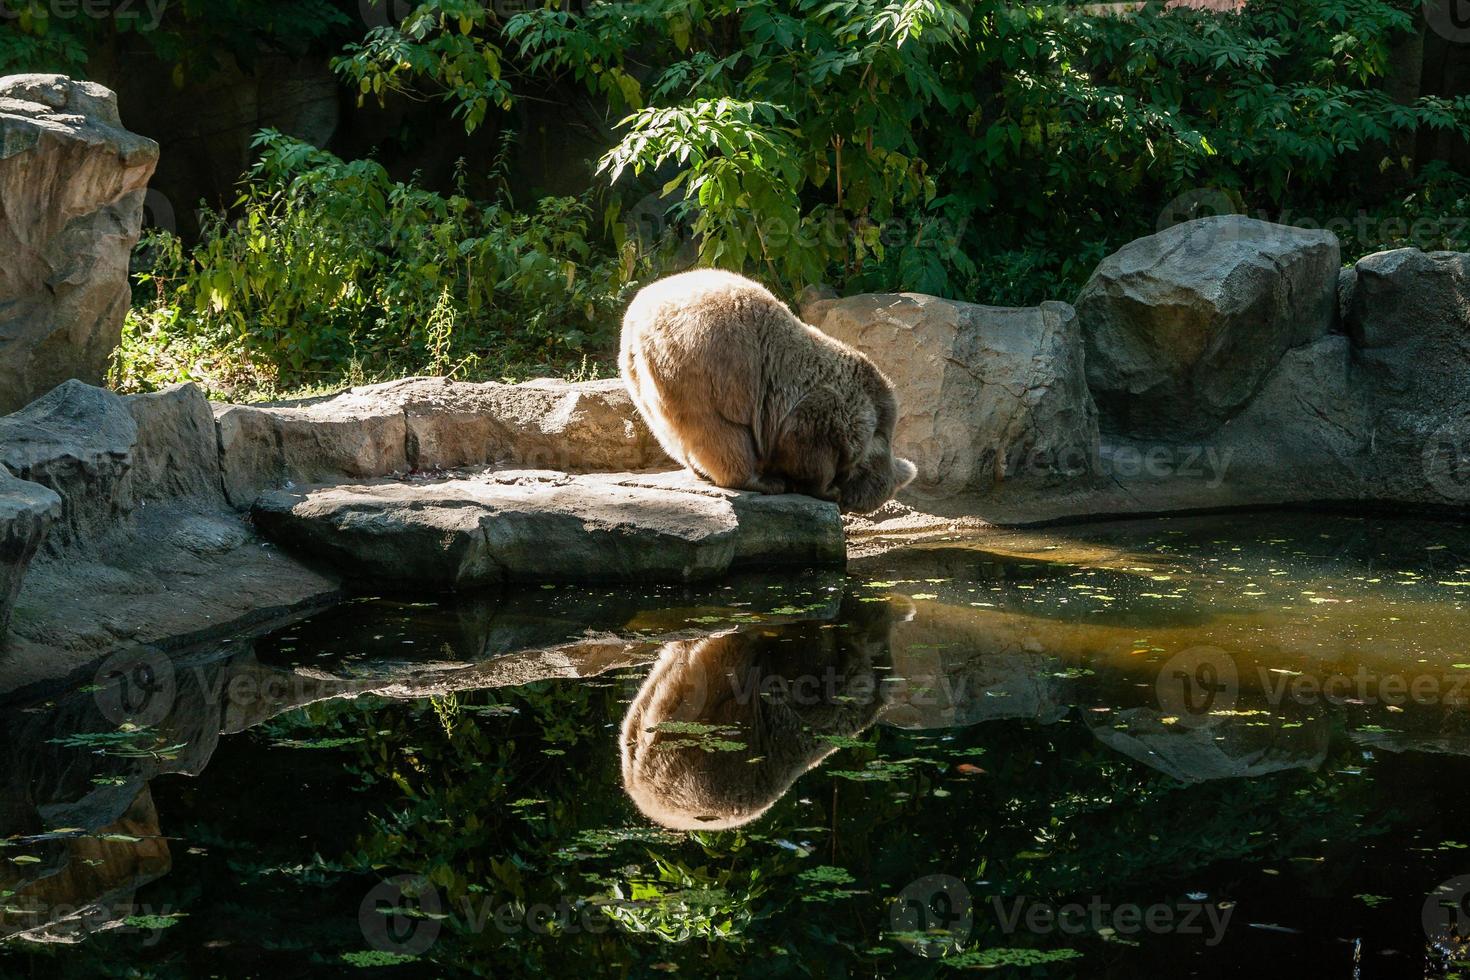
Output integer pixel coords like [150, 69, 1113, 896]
[4, 513, 1470, 978]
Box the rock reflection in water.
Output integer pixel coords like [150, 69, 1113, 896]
[0, 572, 844, 942]
[10, 511, 1470, 952]
[617, 601, 1345, 829]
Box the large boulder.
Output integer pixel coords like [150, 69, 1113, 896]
[214, 376, 670, 508]
[252, 469, 845, 587]
[1340, 248, 1470, 503]
[1076, 216, 1339, 439]
[121, 383, 226, 505]
[0, 380, 136, 549]
[0, 75, 159, 414]
[1083, 706, 1330, 784]
[0, 468, 60, 636]
[805, 293, 1098, 499]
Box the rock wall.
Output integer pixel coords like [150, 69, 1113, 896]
[806, 216, 1470, 520]
[0, 373, 828, 694]
[0, 75, 158, 415]
[804, 293, 1098, 500]
[1074, 216, 1339, 439]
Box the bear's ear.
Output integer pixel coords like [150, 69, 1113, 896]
[893, 457, 917, 491]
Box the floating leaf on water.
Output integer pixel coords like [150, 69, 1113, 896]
[271, 736, 365, 750]
[124, 914, 184, 931]
[341, 951, 420, 968]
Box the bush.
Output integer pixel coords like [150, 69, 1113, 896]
[116, 131, 640, 398]
[115, 1, 1470, 400]
[339, 0, 1470, 304]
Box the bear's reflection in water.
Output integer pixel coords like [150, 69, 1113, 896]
[620, 597, 905, 830]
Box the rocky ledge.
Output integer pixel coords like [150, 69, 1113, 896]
[0, 376, 846, 697]
[252, 469, 843, 587]
[806, 217, 1470, 522]
[7, 205, 1470, 695]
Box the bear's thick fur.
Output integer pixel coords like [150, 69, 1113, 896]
[620, 269, 916, 513]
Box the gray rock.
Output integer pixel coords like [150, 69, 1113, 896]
[167, 513, 252, 555]
[1340, 248, 1470, 504]
[947, 334, 1377, 523]
[808, 293, 1098, 500]
[0, 75, 158, 414]
[1076, 216, 1339, 438]
[392, 376, 669, 472]
[5, 501, 341, 696]
[252, 469, 845, 587]
[122, 383, 224, 505]
[0, 381, 340, 691]
[1209, 334, 1371, 497]
[0, 467, 60, 635]
[214, 376, 670, 508]
[0, 380, 136, 549]
[213, 394, 408, 510]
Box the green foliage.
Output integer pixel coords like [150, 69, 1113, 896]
[335, 0, 513, 132]
[519, 0, 975, 292]
[108, 0, 1470, 399]
[336, 0, 1470, 305]
[118, 131, 638, 397]
[0, 0, 350, 77]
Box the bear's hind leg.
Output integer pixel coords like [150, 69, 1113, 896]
[682, 416, 782, 494]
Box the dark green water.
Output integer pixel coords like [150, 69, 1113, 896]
[4, 513, 1470, 978]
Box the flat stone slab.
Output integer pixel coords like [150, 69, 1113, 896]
[212, 376, 671, 508]
[252, 469, 845, 587]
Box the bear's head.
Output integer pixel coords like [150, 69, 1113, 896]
[834, 361, 917, 514]
[838, 449, 916, 514]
